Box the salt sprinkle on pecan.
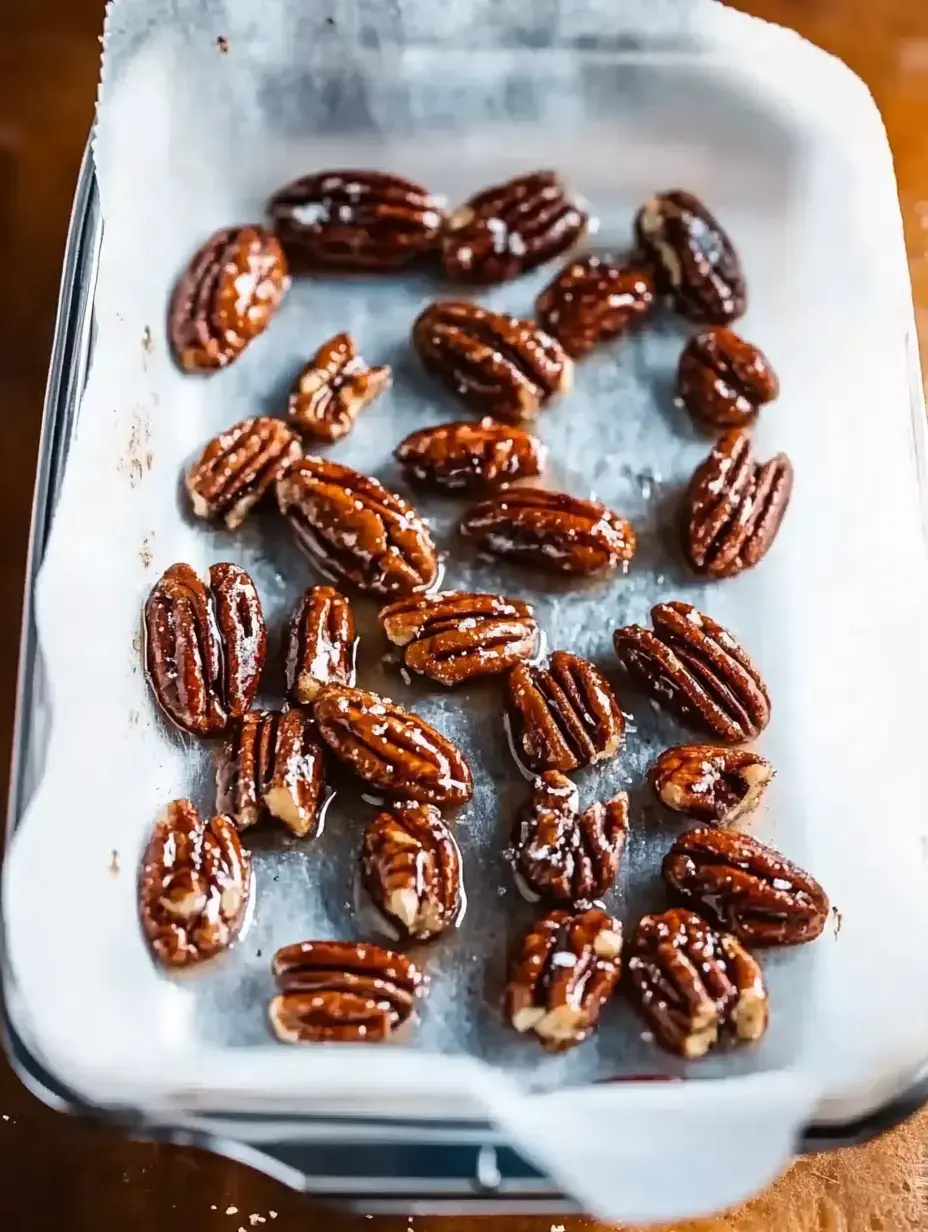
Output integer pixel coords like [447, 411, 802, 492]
[185, 416, 302, 529]
[361, 803, 462, 939]
[678, 327, 779, 429]
[649, 745, 773, 827]
[285, 584, 357, 704]
[394, 418, 546, 492]
[536, 256, 656, 358]
[288, 333, 391, 444]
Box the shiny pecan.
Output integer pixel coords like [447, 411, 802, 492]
[678, 327, 779, 428]
[649, 745, 773, 826]
[276, 456, 438, 597]
[287, 333, 391, 444]
[169, 226, 289, 372]
[626, 907, 768, 1058]
[270, 940, 425, 1043]
[506, 907, 622, 1051]
[394, 418, 546, 492]
[144, 562, 266, 737]
[412, 300, 573, 424]
[185, 417, 302, 530]
[268, 170, 444, 271]
[535, 256, 656, 358]
[312, 684, 473, 806]
[285, 584, 357, 704]
[361, 804, 462, 940]
[139, 800, 251, 968]
[662, 827, 830, 946]
[613, 601, 769, 742]
[634, 191, 745, 324]
[379, 590, 540, 687]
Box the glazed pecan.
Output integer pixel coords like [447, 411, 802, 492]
[185, 417, 302, 530]
[662, 827, 830, 946]
[511, 772, 628, 904]
[361, 804, 462, 939]
[268, 169, 444, 270]
[139, 800, 251, 968]
[379, 591, 540, 687]
[626, 908, 768, 1058]
[276, 457, 438, 597]
[169, 226, 289, 371]
[461, 487, 636, 576]
[312, 685, 473, 806]
[288, 333, 391, 443]
[683, 429, 793, 580]
[144, 562, 266, 737]
[506, 907, 622, 1051]
[535, 256, 656, 358]
[634, 191, 745, 324]
[507, 651, 624, 774]
[412, 300, 573, 423]
[394, 419, 546, 492]
[678, 327, 779, 428]
[613, 601, 769, 742]
[649, 745, 773, 826]
[285, 584, 357, 704]
[270, 940, 425, 1043]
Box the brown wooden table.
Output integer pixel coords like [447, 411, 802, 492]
[2, 2, 927, 1228]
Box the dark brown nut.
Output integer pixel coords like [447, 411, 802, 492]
[507, 651, 624, 774]
[270, 939, 425, 1043]
[287, 333, 391, 444]
[634, 191, 745, 324]
[626, 907, 768, 1058]
[394, 418, 546, 492]
[379, 591, 540, 687]
[267, 170, 444, 271]
[649, 745, 773, 827]
[506, 907, 622, 1051]
[535, 256, 656, 358]
[361, 804, 462, 940]
[312, 685, 473, 806]
[412, 300, 573, 424]
[662, 827, 830, 946]
[185, 417, 302, 530]
[139, 800, 251, 968]
[461, 487, 636, 576]
[678, 327, 779, 428]
[613, 601, 769, 742]
[511, 771, 628, 904]
[285, 585, 357, 704]
[169, 226, 289, 372]
[144, 562, 267, 737]
[276, 456, 438, 597]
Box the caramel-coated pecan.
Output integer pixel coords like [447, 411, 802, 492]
[361, 804, 462, 940]
[288, 333, 391, 443]
[169, 226, 289, 371]
[185, 417, 302, 530]
[535, 256, 656, 357]
[412, 300, 573, 423]
[144, 562, 267, 737]
[649, 745, 773, 826]
[276, 457, 438, 597]
[312, 685, 473, 806]
[270, 940, 425, 1043]
[379, 590, 540, 687]
[613, 601, 769, 742]
[506, 907, 622, 1051]
[285, 585, 357, 704]
[678, 327, 779, 428]
[626, 907, 768, 1058]
[662, 827, 830, 946]
[394, 418, 546, 492]
[139, 800, 251, 968]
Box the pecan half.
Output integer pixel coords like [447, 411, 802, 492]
[678, 327, 779, 428]
[626, 907, 768, 1058]
[394, 418, 546, 492]
[139, 800, 251, 967]
[506, 907, 622, 1051]
[288, 333, 391, 444]
[270, 940, 425, 1043]
[285, 584, 357, 704]
[507, 651, 624, 774]
[649, 745, 773, 826]
[379, 591, 540, 687]
[634, 191, 745, 324]
[312, 685, 473, 806]
[169, 226, 289, 371]
[185, 417, 302, 530]
[535, 256, 656, 357]
[461, 487, 636, 576]
[412, 300, 573, 423]
[613, 601, 769, 742]
[361, 804, 462, 939]
[144, 562, 266, 736]
[276, 456, 438, 597]
[662, 827, 830, 946]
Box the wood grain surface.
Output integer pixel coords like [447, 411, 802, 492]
[1, 2, 927, 1229]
